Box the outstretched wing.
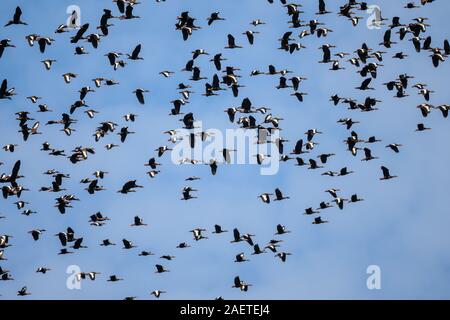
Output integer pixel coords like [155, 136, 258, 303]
[227, 34, 236, 47]
[1, 79, 7, 95]
[381, 166, 390, 178]
[383, 29, 391, 43]
[319, 0, 326, 12]
[234, 276, 241, 287]
[132, 44, 141, 59]
[14, 7, 23, 21]
[233, 228, 240, 241]
[116, 0, 125, 13]
[10, 160, 21, 183]
[126, 4, 133, 17]
[275, 188, 282, 199]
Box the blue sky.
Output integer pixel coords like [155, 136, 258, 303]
[1, 0, 450, 299]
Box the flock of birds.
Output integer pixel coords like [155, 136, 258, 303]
[0, 0, 449, 299]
